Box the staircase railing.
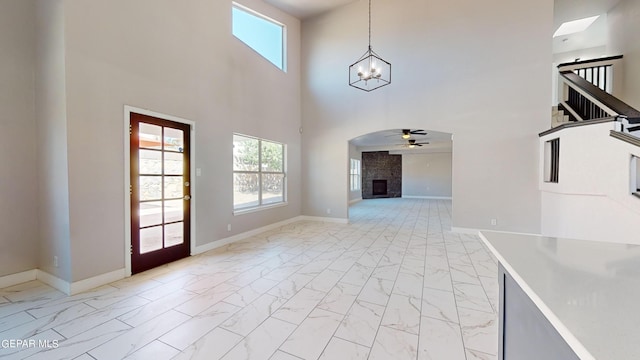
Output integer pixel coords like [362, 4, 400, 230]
[558, 55, 623, 94]
[556, 56, 640, 134]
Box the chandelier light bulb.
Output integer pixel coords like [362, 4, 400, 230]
[402, 134, 410, 139]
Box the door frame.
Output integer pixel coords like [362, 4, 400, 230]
[123, 105, 197, 277]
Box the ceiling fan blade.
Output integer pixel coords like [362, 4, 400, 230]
[410, 129, 426, 134]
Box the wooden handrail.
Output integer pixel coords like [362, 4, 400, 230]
[557, 55, 623, 69]
[560, 71, 640, 120]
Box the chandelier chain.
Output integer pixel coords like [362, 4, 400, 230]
[368, 0, 372, 49]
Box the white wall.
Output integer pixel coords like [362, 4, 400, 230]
[35, 0, 72, 281]
[402, 152, 452, 198]
[0, 0, 39, 278]
[348, 143, 362, 202]
[301, 0, 552, 232]
[607, 0, 640, 109]
[540, 121, 640, 244]
[51, 0, 301, 282]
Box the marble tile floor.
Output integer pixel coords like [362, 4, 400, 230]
[0, 198, 499, 360]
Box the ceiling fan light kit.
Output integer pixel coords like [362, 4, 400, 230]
[348, 0, 391, 92]
[408, 139, 429, 147]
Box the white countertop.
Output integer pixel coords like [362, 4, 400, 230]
[480, 231, 640, 360]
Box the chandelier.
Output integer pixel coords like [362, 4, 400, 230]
[348, 0, 391, 92]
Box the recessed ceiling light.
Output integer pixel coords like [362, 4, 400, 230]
[553, 15, 600, 37]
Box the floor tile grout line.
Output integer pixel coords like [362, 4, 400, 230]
[1, 199, 497, 360]
[460, 238, 498, 315]
[359, 201, 422, 360]
[439, 207, 470, 360]
[302, 212, 404, 359]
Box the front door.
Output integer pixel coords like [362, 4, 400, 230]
[130, 112, 191, 274]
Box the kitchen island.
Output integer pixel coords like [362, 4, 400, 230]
[480, 231, 640, 360]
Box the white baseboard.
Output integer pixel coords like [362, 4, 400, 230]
[0, 269, 37, 288]
[402, 195, 453, 200]
[298, 216, 349, 224]
[349, 197, 363, 204]
[36, 270, 70, 295]
[36, 268, 126, 295]
[192, 215, 307, 255]
[70, 269, 125, 295]
[193, 215, 350, 255]
[452, 227, 542, 238]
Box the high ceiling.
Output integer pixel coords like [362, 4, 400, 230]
[266, 0, 622, 23]
[265, 0, 357, 19]
[266, 0, 624, 149]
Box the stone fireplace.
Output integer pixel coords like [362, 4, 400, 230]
[362, 151, 402, 199]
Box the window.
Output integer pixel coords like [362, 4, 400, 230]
[350, 158, 361, 191]
[632, 155, 640, 196]
[544, 138, 560, 183]
[233, 134, 286, 212]
[232, 3, 285, 71]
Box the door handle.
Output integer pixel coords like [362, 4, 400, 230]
[184, 195, 191, 200]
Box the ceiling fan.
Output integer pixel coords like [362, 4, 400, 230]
[402, 139, 429, 148]
[387, 129, 428, 139]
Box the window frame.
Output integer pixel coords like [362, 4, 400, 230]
[350, 158, 361, 191]
[232, 2, 287, 72]
[631, 155, 640, 197]
[233, 133, 287, 214]
[544, 138, 560, 183]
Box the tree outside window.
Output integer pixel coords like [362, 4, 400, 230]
[233, 134, 286, 211]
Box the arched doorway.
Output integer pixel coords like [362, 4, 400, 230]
[347, 128, 453, 217]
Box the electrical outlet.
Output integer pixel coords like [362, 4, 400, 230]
[326, 208, 331, 214]
[227, 224, 231, 232]
[53, 256, 58, 268]
[491, 218, 497, 226]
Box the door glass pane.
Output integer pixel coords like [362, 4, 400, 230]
[261, 141, 283, 172]
[262, 173, 284, 204]
[140, 176, 162, 201]
[140, 201, 163, 227]
[233, 135, 259, 171]
[139, 150, 162, 175]
[165, 222, 184, 247]
[140, 226, 163, 254]
[164, 128, 184, 152]
[164, 177, 183, 199]
[164, 152, 183, 175]
[234, 173, 259, 209]
[139, 123, 162, 150]
[164, 199, 183, 223]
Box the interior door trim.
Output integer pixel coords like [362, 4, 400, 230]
[123, 105, 196, 277]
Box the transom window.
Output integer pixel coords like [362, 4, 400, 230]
[233, 134, 286, 212]
[232, 3, 285, 71]
[350, 158, 361, 191]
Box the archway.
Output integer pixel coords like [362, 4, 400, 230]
[347, 128, 454, 218]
